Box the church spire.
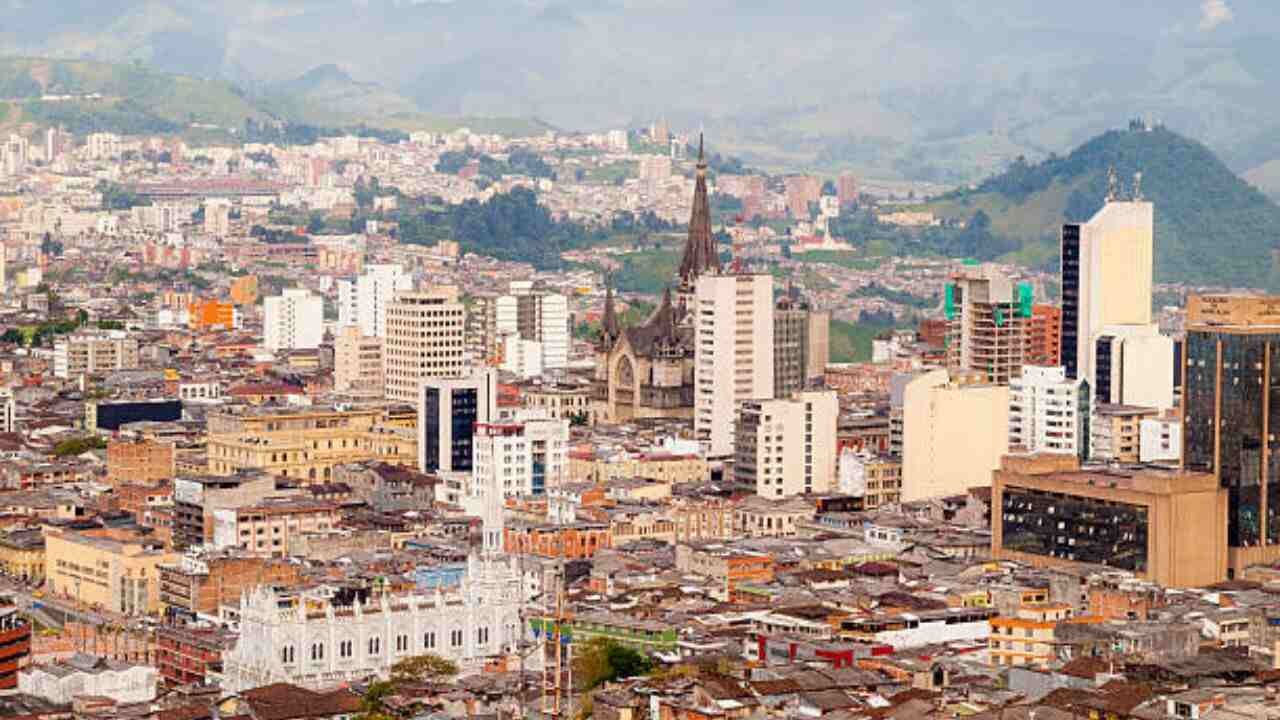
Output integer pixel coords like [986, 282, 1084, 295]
[601, 279, 620, 345]
[678, 132, 720, 293]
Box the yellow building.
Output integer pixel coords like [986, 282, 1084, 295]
[568, 451, 707, 486]
[902, 369, 1009, 502]
[0, 529, 44, 582]
[861, 457, 903, 510]
[989, 603, 1074, 668]
[44, 527, 177, 616]
[205, 404, 416, 482]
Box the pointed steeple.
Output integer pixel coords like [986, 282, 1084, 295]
[678, 132, 720, 292]
[601, 279, 620, 344]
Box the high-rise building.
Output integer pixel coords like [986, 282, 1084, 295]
[383, 287, 467, 404]
[473, 414, 569, 498]
[945, 264, 1032, 385]
[333, 325, 384, 396]
[1008, 366, 1090, 459]
[1092, 324, 1175, 410]
[1025, 305, 1062, 367]
[784, 175, 822, 219]
[495, 280, 570, 371]
[263, 288, 323, 351]
[338, 264, 413, 339]
[735, 390, 838, 498]
[773, 294, 830, 396]
[419, 371, 496, 475]
[1060, 199, 1154, 382]
[902, 368, 1009, 502]
[1183, 293, 1280, 573]
[694, 272, 775, 457]
[837, 174, 860, 209]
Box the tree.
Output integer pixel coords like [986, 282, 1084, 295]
[356, 680, 396, 720]
[389, 653, 459, 684]
[573, 637, 653, 690]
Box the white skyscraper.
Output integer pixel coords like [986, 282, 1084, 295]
[1008, 365, 1091, 459]
[338, 264, 413, 339]
[263, 288, 324, 351]
[494, 281, 570, 371]
[1061, 198, 1154, 385]
[694, 272, 775, 458]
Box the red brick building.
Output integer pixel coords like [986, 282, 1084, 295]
[155, 625, 235, 686]
[1026, 304, 1062, 367]
[0, 599, 31, 690]
[504, 523, 611, 559]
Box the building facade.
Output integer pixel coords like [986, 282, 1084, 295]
[495, 280, 570, 371]
[472, 416, 569, 498]
[902, 369, 1009, 502]
[736, 390, 838, 498]
[992, 453, 1227, 587]
[945, 264, 1031, 385]
[337, 263, 412, 339]
[1008, 365, 1090, 458]
[773, 294, 829, 396]
[205, 405, 416, 481]
[333, 325, 384, 396]
[694, 272, 775, 457]
[53, 330, 139, 378]
[1060, 198, 1154, 382]
[1025, 304, 1061, 367]
[419, 371, 497, 475]
[384, 287, 467, 403]
[44, 527, 178, 616]
[263, 288, 323, 351]
[1183, 294, 1280, 573]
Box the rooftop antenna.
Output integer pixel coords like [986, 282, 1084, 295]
[1106, 166, 1119, 203]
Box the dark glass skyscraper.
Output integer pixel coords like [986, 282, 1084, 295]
[1059, 223, 1081, 379]
[1183, 294, 1280, 574]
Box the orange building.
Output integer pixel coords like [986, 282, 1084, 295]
[503, 523, 611, 559]
[228, 275, 259, 306]
[1025, 304, 1061, 367]
[107, 438, 176, 486]
[189, 300, 237, 331]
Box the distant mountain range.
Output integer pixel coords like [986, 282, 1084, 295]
[4, 1, 1280, 186]
[921, 124, 1280, 290]
[0, 56, 547, 137]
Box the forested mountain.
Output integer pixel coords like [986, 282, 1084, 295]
[921, 124, 1280, 289]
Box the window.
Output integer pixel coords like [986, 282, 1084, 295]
[424, 631, 436, 649]
[451, 629, 463, 647]
[369, 637, 381, 655]
[281, 646, 295, 664]
[339, 640, 352, 658]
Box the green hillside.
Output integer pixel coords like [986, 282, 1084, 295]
[920, 125, 1280, 290]
[0, 57, 549, 140]
[0, 57, 269, 128]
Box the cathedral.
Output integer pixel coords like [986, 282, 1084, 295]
[593, 137, 721, 423]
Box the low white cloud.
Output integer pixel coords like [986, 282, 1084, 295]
[1200, 0, 1234, 30]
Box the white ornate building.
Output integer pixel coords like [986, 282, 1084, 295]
[221, 424, 527, 692]
[219, 556, 523, 692]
